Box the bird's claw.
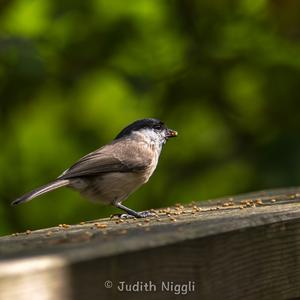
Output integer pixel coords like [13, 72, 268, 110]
[110, 210, 156, 219]
[137, 211, 157, 218]
[110, 213, 135, 219]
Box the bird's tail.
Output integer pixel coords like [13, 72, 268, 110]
[11, 179, 70, 206]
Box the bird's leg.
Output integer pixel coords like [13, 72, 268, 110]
[113, 203, 155, 218]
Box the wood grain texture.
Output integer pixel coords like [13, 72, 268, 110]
[1, 187, 300, 300]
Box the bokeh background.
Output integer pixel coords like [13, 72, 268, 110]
[1, 0, 300, 236]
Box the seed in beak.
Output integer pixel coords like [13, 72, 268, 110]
[167, 129, 178, 138]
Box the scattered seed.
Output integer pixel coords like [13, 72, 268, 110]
[255, 199, 263, 205]
[95, 223, 107, 229]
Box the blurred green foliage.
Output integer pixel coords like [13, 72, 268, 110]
[1, 0, 300, 235]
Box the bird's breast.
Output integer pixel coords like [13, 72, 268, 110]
[70, 171, 149, 204]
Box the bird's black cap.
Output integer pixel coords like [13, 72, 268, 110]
[115, 118, 166, 140]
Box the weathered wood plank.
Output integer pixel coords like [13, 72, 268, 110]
[1, 187, 300, 300]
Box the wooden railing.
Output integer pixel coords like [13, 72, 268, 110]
[1, 187, 300, 300]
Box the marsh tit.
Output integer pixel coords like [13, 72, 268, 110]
[11, 118, 177, 218]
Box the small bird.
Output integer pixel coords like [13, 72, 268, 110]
[11, 118, 177, 218]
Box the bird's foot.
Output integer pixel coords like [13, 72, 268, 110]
[110, 213, 135, 219]
[110, 210, 156, 219]
[137, 210, 157, 218]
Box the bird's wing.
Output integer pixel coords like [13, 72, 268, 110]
[58, 139, 152, 179]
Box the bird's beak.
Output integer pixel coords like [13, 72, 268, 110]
[166, 128, 178, 138]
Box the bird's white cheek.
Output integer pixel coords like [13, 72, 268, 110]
[150, 141, 156, 151]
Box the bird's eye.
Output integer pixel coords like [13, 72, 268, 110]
[153, 124, 162, 130]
